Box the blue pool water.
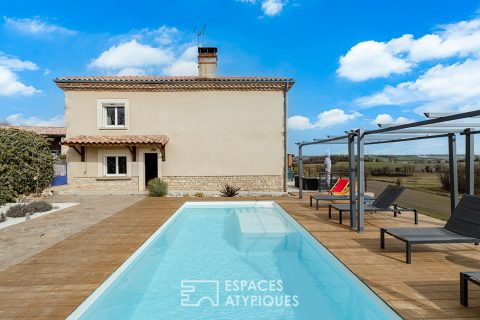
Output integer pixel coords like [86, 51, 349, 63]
[68, 202, 401, 320]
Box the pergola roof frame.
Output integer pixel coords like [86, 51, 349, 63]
[296, 109, 480, 233]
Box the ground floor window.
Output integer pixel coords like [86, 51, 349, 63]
[104, 156, 127, 176]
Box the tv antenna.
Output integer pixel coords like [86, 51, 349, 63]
[193, 25, 206, 47]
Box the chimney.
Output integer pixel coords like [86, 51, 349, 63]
[198, 47, 217, 78]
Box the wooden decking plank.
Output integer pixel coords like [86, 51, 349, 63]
[0, 196, 478, 318]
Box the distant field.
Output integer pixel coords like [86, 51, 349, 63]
[368, 173, 447, 196]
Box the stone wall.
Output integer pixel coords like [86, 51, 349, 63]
[162, 175, 283, 192]
[68, 177, 139, 192]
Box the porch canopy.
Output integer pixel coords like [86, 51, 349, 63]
[296, 109, 480, 233]
[61, 135, 169, 162]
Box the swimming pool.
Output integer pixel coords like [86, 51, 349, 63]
[68, 201, 401, 320]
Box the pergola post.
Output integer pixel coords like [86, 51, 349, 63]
[356, 128, 365, 233]
[465, 129, 475, 195]
[348, 133, 356, 229]
[298, 144, 303, 199]
[448, 133, 459, 213]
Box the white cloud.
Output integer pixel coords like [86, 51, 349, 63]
[163, 46, 198, 76]
[0, 66, 39, 96]
[357, 58, 480, 113]
[371, 114, 413, 125]
[316, 109, 361, 128]
[261, 0, 285, 16]
[0, 53, 39, 96]
[288, 109, 361, 130]
[91, 26, 199, 76]
[287, 115, 314, 130]
[116, 67, 146, 76]
[237, 0, 287, 17]
[337, 40, 412, 81]
[5, 113, 64, 126]
[0, 54, 38, 71]
[338, 17, 480, 81]
[152, 26, 179, 45]
[90, 39, 174, 69]
[4, 16, 75, 35]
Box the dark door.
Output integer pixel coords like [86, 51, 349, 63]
[144, 153, 158, 187]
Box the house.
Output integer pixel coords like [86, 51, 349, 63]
[55, 47, 294, 193]
[0, 125, 66, 155]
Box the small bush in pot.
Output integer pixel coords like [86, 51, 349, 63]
[147, 178, 169, 197]
[220, 184, 241, 197]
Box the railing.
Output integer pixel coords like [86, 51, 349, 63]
[294, 171, 368, 191]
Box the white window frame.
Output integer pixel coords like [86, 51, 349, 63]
[97, 99, 129, 130]
[103, 155, 128, 176]
[103, 103, 126, 128]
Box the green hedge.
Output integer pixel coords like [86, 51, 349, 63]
[0, 128, 54, 205]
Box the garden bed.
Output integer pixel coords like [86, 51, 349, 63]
[0, 202, 78, 230]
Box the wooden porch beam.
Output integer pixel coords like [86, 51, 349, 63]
[127, 146, 137, 162]
[71, 146, 86, 162]
[159, 145, 166, 161]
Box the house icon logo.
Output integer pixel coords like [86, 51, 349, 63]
[180, 280, 220, 307]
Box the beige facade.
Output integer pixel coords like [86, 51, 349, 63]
[62, 89, 289, 192]
[57, 50, 293, 193]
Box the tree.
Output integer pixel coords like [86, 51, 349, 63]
[0, 128, 54, 205]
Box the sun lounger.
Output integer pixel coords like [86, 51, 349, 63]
[328, 185, 417, 225]
[381, 194, 480, 264]
[310, 193, 375, 210]
[460, 272, 480, 306]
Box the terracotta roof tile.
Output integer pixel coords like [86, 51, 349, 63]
[55, 76, 294, 82]
[54, 76, 295, 92]
[61, 135, 169, 146]
[0, 125, 66, 136]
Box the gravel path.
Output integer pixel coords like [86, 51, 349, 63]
[0, 194, 145, 271]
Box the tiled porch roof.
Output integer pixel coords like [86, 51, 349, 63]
[61, 135, 169, 146]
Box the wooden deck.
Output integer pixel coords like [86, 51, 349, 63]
[0, 196, 479, 319]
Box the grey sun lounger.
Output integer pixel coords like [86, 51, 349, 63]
[460, 272, 480, 306]
[328, 185, 418, 225]
[381, 194, 480, 264]
[309, 194, 375, 210]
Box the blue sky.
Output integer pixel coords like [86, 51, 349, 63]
[1, 0, 480, 155]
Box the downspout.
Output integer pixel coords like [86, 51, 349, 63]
[283, 80, 289, 193]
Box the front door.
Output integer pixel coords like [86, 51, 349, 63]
[144, 153, 158, 187]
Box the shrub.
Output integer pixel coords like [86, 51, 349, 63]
[368, 165, 415, 177]
[220, 184, 241, 197]
[0, 213, 5, 223]
[396, 177, 404, 186]
[182, 193, 190, 197]
[440, 164, 480, 195]
[0, 128, 54, 205]
[194, 192, 204, 197]
[147, 178, 169, 197]
[26, 201, 53, 213]
[5, 204, 30, 218]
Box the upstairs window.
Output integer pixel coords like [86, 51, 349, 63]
[103, 103, 125, 127]
[104, 156, 127, 176]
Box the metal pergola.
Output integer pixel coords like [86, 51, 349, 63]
[296, 109, 480, 232]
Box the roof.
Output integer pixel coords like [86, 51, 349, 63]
[54, 76, 295, 92]
[0, 125, 66, 136]
[61, 135, 169, 146]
